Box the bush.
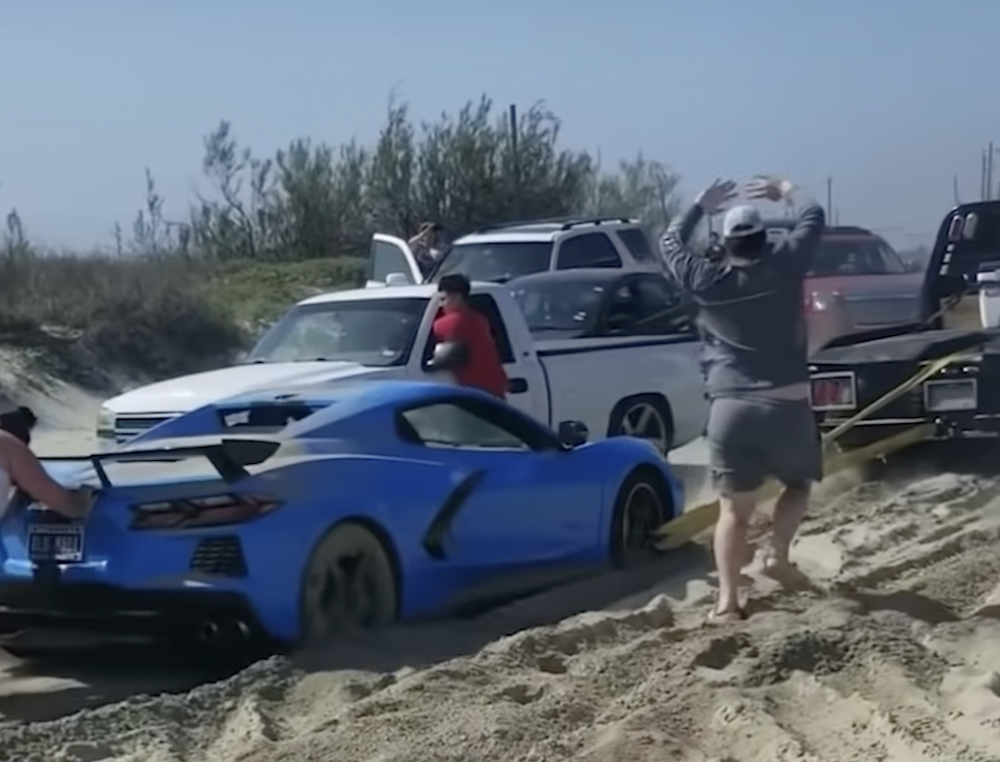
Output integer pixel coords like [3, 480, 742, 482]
[0, 94, 681, 386]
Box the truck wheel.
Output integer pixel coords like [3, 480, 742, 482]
[609, 468, 668, 568]
[608, 395, 674, 456]
[298, 522, 398, 647]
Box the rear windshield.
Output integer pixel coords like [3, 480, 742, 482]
[805, 237, 908, 277]
[432, 241, 554, 283]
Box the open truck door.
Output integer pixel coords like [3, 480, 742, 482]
[366, 234, 426, 288]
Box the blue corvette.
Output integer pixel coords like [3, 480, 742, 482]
[0, 381, 683, 656]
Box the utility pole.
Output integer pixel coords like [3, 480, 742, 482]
[509, 104, 520, 218]
[982, 149, 988, 201]
[986, 140, 993, 201]
[826, 176, 833, 222]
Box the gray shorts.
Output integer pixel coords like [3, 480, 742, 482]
[706, 396, 823, 496]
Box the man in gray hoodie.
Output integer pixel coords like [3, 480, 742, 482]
[659, 176, 826, 623]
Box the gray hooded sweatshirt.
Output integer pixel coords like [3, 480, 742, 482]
[658, 192, 825, 399]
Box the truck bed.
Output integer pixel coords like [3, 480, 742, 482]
[810, 328, 994, 367]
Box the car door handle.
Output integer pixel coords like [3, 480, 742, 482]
[508, 378, 529, 394]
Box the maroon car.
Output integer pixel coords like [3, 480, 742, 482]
[765, 223, 924, 352]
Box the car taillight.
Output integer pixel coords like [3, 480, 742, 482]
[130, 494, 281, 530]
[810, 374, 856, 410]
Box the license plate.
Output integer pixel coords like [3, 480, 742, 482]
[924, 379, 977, 412]
[27, 524, 84, 563]
[810, 372, 856, 411]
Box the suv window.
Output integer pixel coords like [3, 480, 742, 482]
[616, 229, 656, 262]
[556, 233, 623, 269]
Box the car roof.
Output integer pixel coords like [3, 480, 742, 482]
[763, 220, 880, 239]
[509, 268, 645, 288]
[296, 281, 507, 307]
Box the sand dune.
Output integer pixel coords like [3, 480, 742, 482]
[2, 372, 1000, 760]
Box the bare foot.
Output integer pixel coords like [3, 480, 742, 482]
[761, 559, 817, 592]
[706, 607, 747, 626]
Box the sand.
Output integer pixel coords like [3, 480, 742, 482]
[3, 367, 1000, 760]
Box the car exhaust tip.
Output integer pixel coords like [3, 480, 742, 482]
[197, 620, 220, 643]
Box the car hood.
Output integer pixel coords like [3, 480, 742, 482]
[105, 361, 388, 415]
[804, 272, 923, 294]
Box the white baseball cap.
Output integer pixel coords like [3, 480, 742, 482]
[722, 205, 764, 239]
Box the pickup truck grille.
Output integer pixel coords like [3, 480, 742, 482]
[113, 414, 178, 444]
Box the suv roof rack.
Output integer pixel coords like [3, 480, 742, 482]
[473, 216, 638, 234]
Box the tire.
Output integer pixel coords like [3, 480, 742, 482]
[298, 522, 398, 647]
[608, 395, 674, 456]
[609, 469, 669, 568]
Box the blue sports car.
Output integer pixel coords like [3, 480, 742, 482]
[0, 381, 683, 656]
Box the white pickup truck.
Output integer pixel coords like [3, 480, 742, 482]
[97, 282, 708, 454]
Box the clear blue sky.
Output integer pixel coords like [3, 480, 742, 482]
[1, 0, 995, 250]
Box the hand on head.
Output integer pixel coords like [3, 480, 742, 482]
[695, 175, 795, 217]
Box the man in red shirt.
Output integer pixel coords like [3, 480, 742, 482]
[431, 275, 508, 399]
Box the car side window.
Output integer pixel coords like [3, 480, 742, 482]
[399, 402, 532, 451]
[615, 229, 656, 262]
[556, 233, 623, 270]
[602, 281, 642, 333]
[634, 277, 695, 334]
[876, 241, 908, 275]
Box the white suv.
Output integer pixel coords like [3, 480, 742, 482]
[366, 217, 660, 287]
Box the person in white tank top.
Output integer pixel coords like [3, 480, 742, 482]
[0, 407, 89, 519]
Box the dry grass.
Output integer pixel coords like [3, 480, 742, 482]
[0, 251, 364, 382]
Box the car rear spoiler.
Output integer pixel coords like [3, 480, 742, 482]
[43, 438, 281, 489]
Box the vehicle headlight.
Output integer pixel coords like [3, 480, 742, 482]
[96, 406, 116, 440]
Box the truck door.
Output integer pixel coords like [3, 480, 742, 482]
[366, 234, 425, 287]
[468, 294, 549, 424]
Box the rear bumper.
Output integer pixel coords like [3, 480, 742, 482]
[0, 579, 275, 651]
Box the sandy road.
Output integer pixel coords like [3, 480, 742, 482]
[6, 384, 1000, 760]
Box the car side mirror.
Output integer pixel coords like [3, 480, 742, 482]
[424, 341, 470, 372]
[557, 420, 589, 449]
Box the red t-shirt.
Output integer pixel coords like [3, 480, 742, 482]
[432, 307, 508, 398]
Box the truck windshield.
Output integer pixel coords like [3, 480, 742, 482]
[433, 241, 554, 283]
[247, 298, 428, 366]
[511, 281, 606, 331]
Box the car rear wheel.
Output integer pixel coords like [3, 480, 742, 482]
[610, 469, 668, 568]
[609, 396, 674, 456]
[298, 522, 398, 646]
